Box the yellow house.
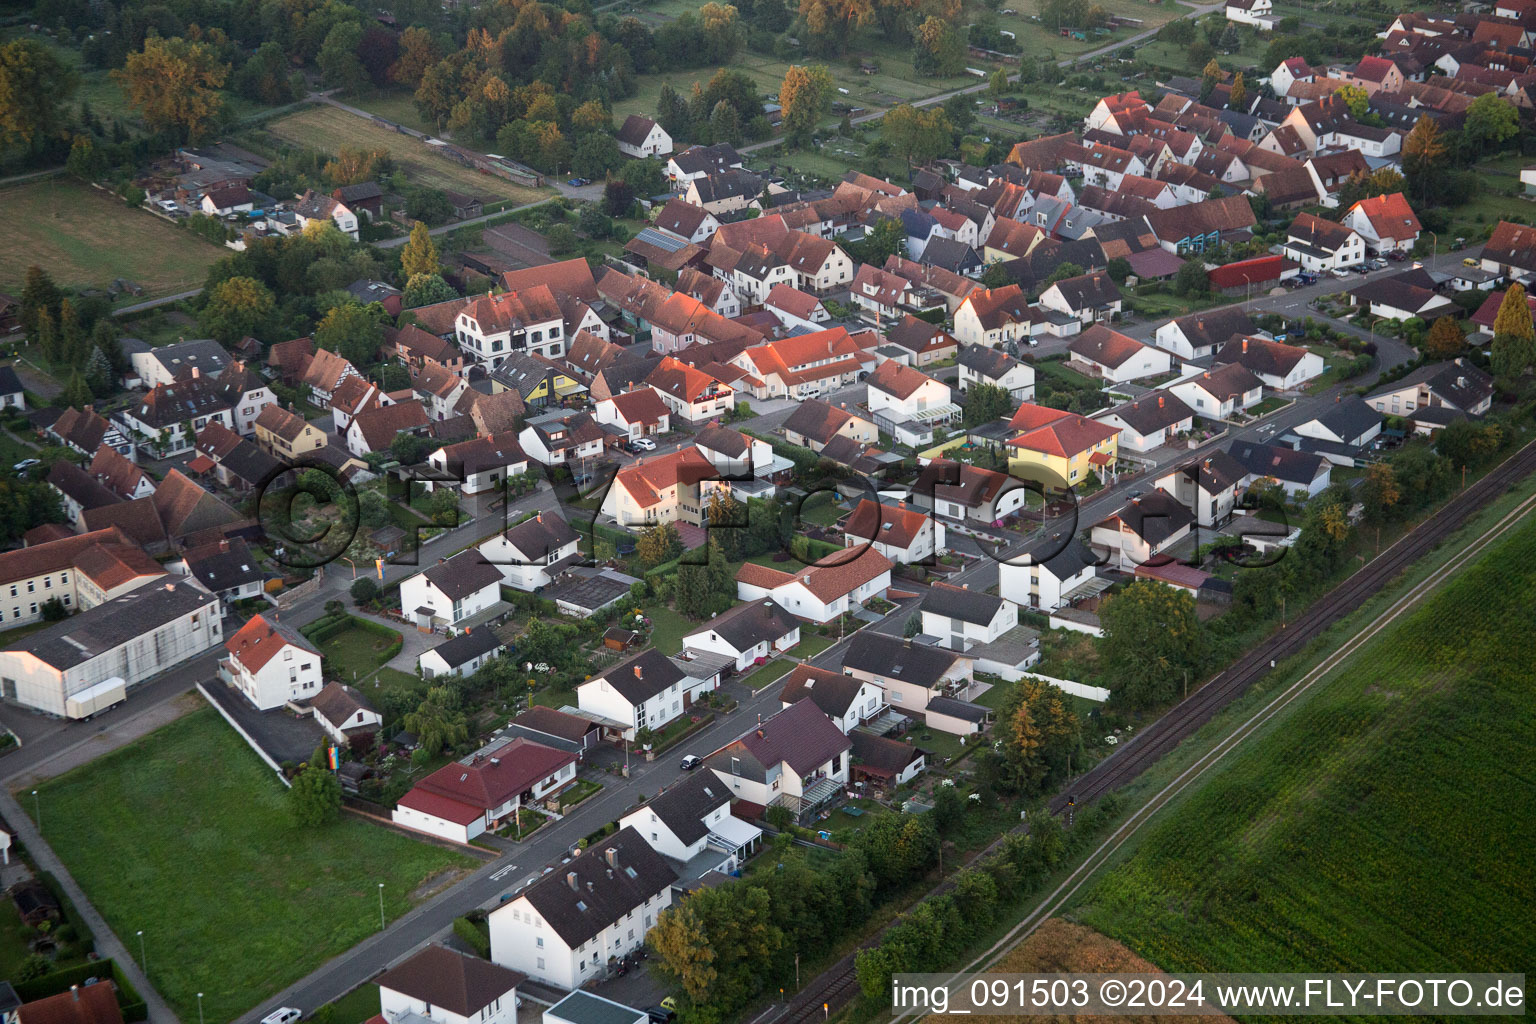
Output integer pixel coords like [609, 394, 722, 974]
[1004, 404, 1120, 490]
[253, 405, 327, 460]
[493, 355, 586, 407]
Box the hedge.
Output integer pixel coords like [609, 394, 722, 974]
[14, 960, 145, 1021]
[453, 915, 491, 959]
[34, 870, 94, 955]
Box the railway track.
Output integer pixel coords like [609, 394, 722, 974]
[758, 438, 1536, 1024]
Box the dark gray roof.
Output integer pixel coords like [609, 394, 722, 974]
[48, 461, 118, 512]
[1015, 532, 1098, 581]
[1102, 391, 1193, 434]
[547, 992, 646, 1024]
[0, 365, 22, 396]
[1227, 440, 1328, 486]
[517, 826, 677, 948]
[685, 598, 797, 653]
[589, 647, 686, 705]
[422, 550, 504, 600]
[1102, 489, 1196, 545]
[218, 440, 283, 485]
[924, 695, 990, 723]
[14, 579, 216, 670]
[1365, 358, 1493, 412]
[144, 338, 230, 378]
[1307, 396, 1381, 443]
[724, 697, 851, 776]
[183, 539, 264, 593]
[670, 143, 743, 176]
[502, 512, 580, 560]
[427, 628, 504, 669]
[308, 682, 379, 730]
[957, 344, 1021, 380]
[778, 664, 868, 718]
[849, 731, 924, 775]
[1168, 307, 1255, 350]
[641, 770, 731, 846]
[919, 583, 1004, 626]
[920, 237, 982, 274]
[1171, 450, 1246, 493]
[694, 424, 751, 458]
[842, 632, 960, 688]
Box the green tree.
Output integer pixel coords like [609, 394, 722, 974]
[913, 17, 967, 77]
[351, 576, 380, 603]
[988, 67, 1010, 98]
[315, 301, 387, 366]
[404, 685, 469, 757]
[428, 487, 460, 525]
[1100, 580, 1205, 708]
[637, 522, 682, 565]
[114, 36, 229, 143]
[200, 275, 277, 344]
[1172, 258, 1211, 298]
[66, 134, 105, 182]
[1490, 282, 1535, 384]
[1200, 57, 1223, 101]
[56, 299, 84, 365]
[390, 431, 431, 465]
[991, 677, 1078, 793]
[84, 347, 114, 397]
[400, 221, 440, 279]
[882, 103, 954, 171]
[1436, 419, 1503, 470]
[1463, 92, 1519, 156]
[289, 763, 343, 827]
[1228, 70, 1246, 110]
[19, 265, 62, 339]
[779, 64, 834, 149]
[318, 22, 368, 95]
[962, 382, 1012, 427]
[0, 38, 77, 148]
[61, 371, 92, 407]
[1401, 115, 1447, 207]
[402, 272, 457, 309]
[546, 223, 580, 257]
[1044, 261, 1084, 286]
[1358, 461, 1401, 522]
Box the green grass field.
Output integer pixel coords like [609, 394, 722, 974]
[0, 179, 224, 299]
[318, 621, 403, 681]
[1069, 514, 1536, 974]
[24, 708, 473, 1023]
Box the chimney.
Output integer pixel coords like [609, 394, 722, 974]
[961, 583, 968, 590]
[1158, 395, 1164, 409]
[756, 729, 764, 738]
[1242, 338, 1248, 353]
[605, 847, 620, 869]
[71, 987, 79, 1002]
[633, 664, 644, 680]
[567, 871, 579, 890]
[536, 511, 542, 523]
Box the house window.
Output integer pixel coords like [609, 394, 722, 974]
[536, 937, 544, 948]
[537, 958, 545, 970]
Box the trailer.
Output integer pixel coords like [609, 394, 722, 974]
[66, 677, 127, 720]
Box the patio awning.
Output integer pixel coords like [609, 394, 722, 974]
[707, 813, 762, 853]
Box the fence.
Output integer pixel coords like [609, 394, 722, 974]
[197, 682, 291, 783]
[274, 574, 323, 611]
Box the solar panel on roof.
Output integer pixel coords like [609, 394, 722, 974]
[634, 228, 687, 253]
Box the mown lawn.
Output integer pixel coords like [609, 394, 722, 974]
[318, 622, 402, 681]
[25, 708, 472, 1024]
[1072, 513, 1536, 975]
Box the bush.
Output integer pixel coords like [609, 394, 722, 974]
[453, 915, 492, 958]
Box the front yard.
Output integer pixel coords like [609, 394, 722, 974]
[24, 708, 473, 1023]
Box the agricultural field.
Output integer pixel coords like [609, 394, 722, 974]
[992, 0, 1186, 61]
[259, 105, 545, 205]
[26, 708, 474, 1023]
[1067, 514, 1536, 974]
[0, 179, 224, 300]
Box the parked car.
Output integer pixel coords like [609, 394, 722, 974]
[646, 1008, 677, 1024]
[1331, 269, 1351, 279]
[568, 177, 590, 186]
[631, 437, 657, 451]
[261, 1009, 302, 1024]
[680, 754, 703, 771]
[1388, 250, 1408, 261]
[12, 459, 40, 474]
[1464, 257, 1479, 266]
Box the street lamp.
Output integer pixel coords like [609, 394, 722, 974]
[378, 883, 386, 930]
[137, 930, 146, 974]
[198, 993, 205, 1024]
[1426, 230, 1438, 265]
[31, 790, 38, 831]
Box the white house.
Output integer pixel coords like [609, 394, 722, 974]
[1152, 450, 1247, 528]
[595, 387, 671, 438]
[704, 698, 852, 822]
[918, 582, 1018, 651]
[1343, 192, 1421, 254]
[223, 613, 323, 711]
[428, 432, 529, 497]
[490, 829, 675, 988]
[376, 945, 525, 1024]
[1094, 392, 1195, 454]
[1067, 326, 1172, 384]
[309, 682, 383, 746]
[841, 498, 944, 564]
[693, 424, 777, 480]
[617, 115, 673, 159]
[957, 345, 1035, 401]
[840, 632, 984, 736]
[1228, 439, 1333, 498]
[680, 598, 800, 673]
[419, 627, 506, 680]
[1363, 358, 1494, 426]
[734, 550, 893, 624]
[618, 769, 760, 871]
[1153, 308, 1256, 361]
[478, 512, 582, 592]
[394, 737, 579, 843]
[1089, 490, 1197, 571]
[1282, 212, 1366, 272]
[0, 578, 220, 718]
[1214, 336, 1326, 390]
[399, 551, 505, 631]
[865, 360, 953, 420]
[776, 663, 885, 734]
[1226, 0, 1275, 28]
[1037, 272, 1123, 326]
[455, 288, 567, 366]
[1293, 395, 1383, 449]
[998, 533, 1101, 611]
[1168, 364, 1265, 419]
[577, 648, 711, 741]
[294, 190, 359, 240]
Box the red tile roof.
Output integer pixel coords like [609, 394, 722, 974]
[226, 613, 318, 674]
[613, 447, 718, 509]
[1008, 413, 1120, 458]
[1348, 192, 1422, 242]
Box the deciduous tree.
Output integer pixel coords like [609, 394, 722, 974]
[1462, 92, 1518, 156]
[962, 382, 1012, 427]
[1100, 580, 1205, 708]
[289, 763, 342, 827]
[881, 102, 952, 171]
[402, 272, 457, 308]
[0, 39, 76, 148]
[400, 221, 440, 280]
[114, 36, 229, 143]
[314, 301, 388, 366]
[779, 64, 834, 148]
[1423, 315, 1465, 359]
[200, 275, 277, 344]
[404, 685, 469, 756]
[390, 26, 441, 88]
[1490, 282, 1536, 384]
